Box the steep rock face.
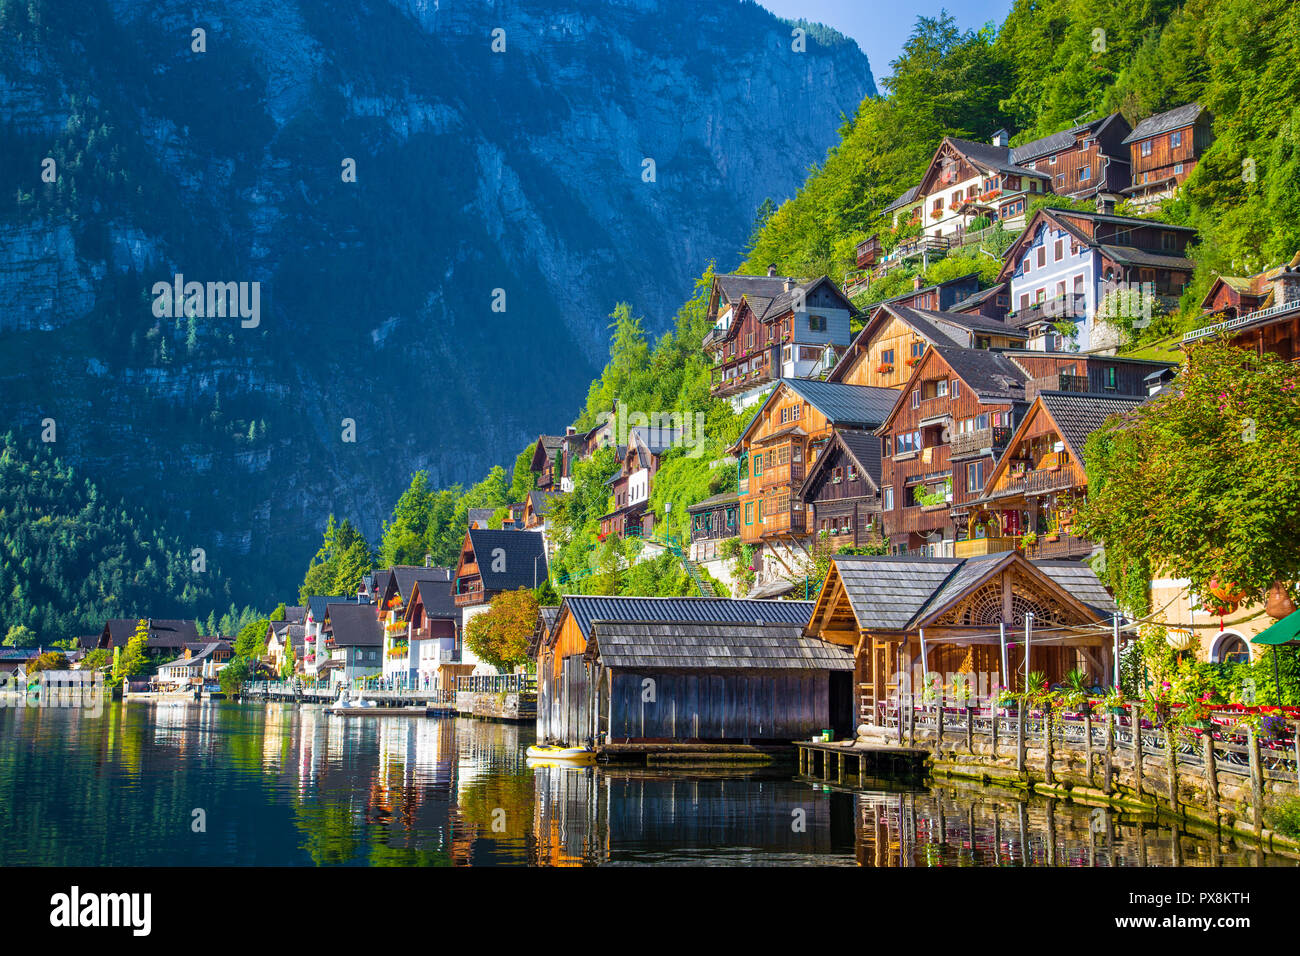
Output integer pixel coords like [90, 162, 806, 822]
[0, 0, 873, 604]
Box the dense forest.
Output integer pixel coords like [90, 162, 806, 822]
[302, 1, 1300, 603]
[0, 433, 246, 643]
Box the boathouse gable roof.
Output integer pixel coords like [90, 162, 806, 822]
[557, 595, 814, 643]
[588, 621, 853, 671]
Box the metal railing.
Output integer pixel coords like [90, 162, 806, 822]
[455, 673, 537, 695]
[1183, 299, 1300, 342]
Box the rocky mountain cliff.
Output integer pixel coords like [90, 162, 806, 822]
[0, 0, 872, 606]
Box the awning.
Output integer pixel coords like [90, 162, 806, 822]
[1251, 609, 1300, 646]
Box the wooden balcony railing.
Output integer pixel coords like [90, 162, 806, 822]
[949, 426, 1011, 459]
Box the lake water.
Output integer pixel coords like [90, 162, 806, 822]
[0, 699, 1291, 866]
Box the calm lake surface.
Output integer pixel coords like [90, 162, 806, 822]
[0, 699, 1292, 866]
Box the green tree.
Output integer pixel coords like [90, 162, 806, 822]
[463, 589, 538, 670]
[1078, 342, 1300, 611]
[26, 650, 69, 674]
[3, 624, 36, 646]
[219, 656, 252, 697]
[234, 618, 270, 660]
[269, 603, 286, 622]
[110, 619, 150, 688]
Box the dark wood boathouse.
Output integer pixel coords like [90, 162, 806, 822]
[538, 596, 854, 748]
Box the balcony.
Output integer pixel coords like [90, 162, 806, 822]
[1008, 293, 1088, 327]
[954, 536, 1018, 559]
[1025, 530, 1095, 561]
[949, 426, 1011, 460]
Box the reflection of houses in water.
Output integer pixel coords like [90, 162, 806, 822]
[853, 784, 1259, 867]
[531, 765, 604, 866]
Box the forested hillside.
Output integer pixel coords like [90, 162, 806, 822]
[0, 434, 234, 642]
[322, 2, 1300, 606]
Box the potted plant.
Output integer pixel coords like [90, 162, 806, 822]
[1018, 530, 1038, 552]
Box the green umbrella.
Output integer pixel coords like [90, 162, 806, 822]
[1250, 609, 1300, 703]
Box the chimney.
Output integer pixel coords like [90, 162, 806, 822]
[565, 425, 576, 436]
[767, 264, 777, 277]
[784, 279, 792, 292]
[356, 584, 368, 605]
[913, 275, 923, 291]
[424, 552, 432, 568]
[992, 128, 1009, 148]
[1272, 265, 1300, 308]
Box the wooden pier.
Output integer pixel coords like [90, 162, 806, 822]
[794, 740, 930, 787]
[242, 681, 457, 711]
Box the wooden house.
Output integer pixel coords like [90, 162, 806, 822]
[732, 378, 898, 547]
[1183, 252, 1300, 361]
[998, 206, 1195, 353]
[704, 270, 859, 407]
[876, 345, 1029, 556]
[881, 185, 922, 230]
[378, 566, 454, 684]
[827, 302, 1026, 390]
[155, 641, 233, 690]
[958, 391, 1146, 562]
[946, 282, 1011, 322]
[1010, 112, 1132, 200]
[403, 576, 466, 690]
[597, 426, 679, 541]
[323, 601, 382, 686]
[912, 131, 1051, 240]
[806, 552, 1120, 727]
[529, 435, 567, 491]
[798, 428, 885, 550]
[94, 619, 200, 655]
[303, 594, 352, 675]
[1122, 103, 1213, 209]
[523, 488, 559, 532]
[452, 528, 548, 608]
[685, 489, 740, 562]
[884, 273, 984, 313]
[536, 595, 852, 747]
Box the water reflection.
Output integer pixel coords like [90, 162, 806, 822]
[0, 701, 1291, 867]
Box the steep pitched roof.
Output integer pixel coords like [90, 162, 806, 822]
[407, 577, 458, 622]
[324, 603, 383, 647]
[99, 619, 199, 650]
[932, 344, 1029, 401]
[558, 595, 814, 642]
[529, 435, 565, 471]
[685, 489, 741, 513]
[589, 622, 853, 671]
[947, 283, 1007, 313]
[780, 378, 900, 427]
[882, 184, 921, 214]
[527, 488, 559, 518]
[1122, 103, 1205, 144]
[465, 529, 548, 591]
[391, 566, 453, 607]
[467, 507, 494, 528]
[1035, 391, 1144, 466]
[799, 427, 883, 498]
[306, 595, 352, 624]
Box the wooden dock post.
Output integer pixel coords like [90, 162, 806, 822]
[1043, 706, 1055, 785]
[1249, 726, 1264, 836]
[991, 706, 999, 758]
[837, 751, 845, 785]
[1130, 704, 1144, 797]
[1163, 724, 1180, 816]
[1083, 707, 1094, 785]
[1015, 705, 1026, 773]
[798, 745, 806, 776]
[908, 693, 917, 749]
[965, 705, 973, 754]
[936, 702, 945, 747]
[1104, 710, 1115, 795]
[1202, 731, 1219, 818]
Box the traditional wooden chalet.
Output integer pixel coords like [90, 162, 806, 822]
[529, 605, 560, 662]
[798, 428, 885, 550]
[403, 576, 465, 689]
[806, 552, 1121, 726]
[1122, 103, 1213, 208]
[704, 270, 859, 406]
[912, 131, 1051, 240]
[523, 488, 559, 533]
[827, 301, 1026, 390]
[877, 345, 1029, 556]
[1011, 112, 1132, 200]
[946, 282, 1011, 322]
[883, 273, 984, 312]
[537, 595, 852, 747]
[686, 489, 740, 561]
[94, 619, 200, 654]
[452, 528, 548, 607]
[155, 641, 233, 691]
[323, 601, 383, 686]
[378, 566, 454, 683]
[598, 426, 679, 541]
[999, 205, 1195, 352]
[1183, 252, 1300, 361]
[733, 378, 898, 547]
[958, 391, 1145, 562]
[466, 508, 494, 530]
[265, 621, 304, 671]
[529, 434, 567, 491]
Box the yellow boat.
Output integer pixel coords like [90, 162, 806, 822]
[526, 744, 596, 763]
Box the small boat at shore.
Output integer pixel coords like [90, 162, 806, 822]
[329, 692, 378, 715]
[526, 744, 596, 764]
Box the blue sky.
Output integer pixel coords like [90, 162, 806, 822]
[758, 1, 1014, 84]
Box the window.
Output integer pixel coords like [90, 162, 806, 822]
[951, 380, 961, 400]
[745, 502, 753, 525]
[881, 348, 894, 366]
[967, 460, 986, 493]
[1174, 163, 1184, 175]
[1079, 166, 1091, 181]
[753, 455, 763, 477]
[782, 345, 791, 363]
[1161, 231, 1176, 250]
[756, 500, 764, 523]
[883, 487, 894, 511]
[1074, 274, 1085, 294]
[746, 332, 754, 348]
[1049, 155, 1057, 165]
[1105, 367, 1117, 390]
[1023, 255, 1032, 275]
[1054, 239, 1063, 261]
[936, 380, 948, 398]
[726, 507, 736, 528]
[1056, 280, 1067, 298]
[1020, 293, 1030, 310]
[1141, 140, 1153, 156]
[1170, 131, 1182, 149]
[883, 435, 892, 457]
[1037, 247, 1046, 268]
[910, 390, 920, 409]
[808, 314, 827, 332]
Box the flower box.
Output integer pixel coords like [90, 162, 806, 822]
[875, 364, 893, 374]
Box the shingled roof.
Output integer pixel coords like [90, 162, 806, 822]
[825, 552, 1117, 632]
[882, 185, 921, 214]
[781, 378, 900, 427]
[1122, 103, 1205, 144]
[1036, 391, 1144, 466]
[589, 622, 853, 671]
[932, 344, 1029, 401]
[559, 595, 813, 642]
[98, 619, 199, 650]
[325, 603, 383, 647]
[465, 529, 548, 592]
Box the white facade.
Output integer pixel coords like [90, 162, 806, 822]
[1008, 220, 1103, 352]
